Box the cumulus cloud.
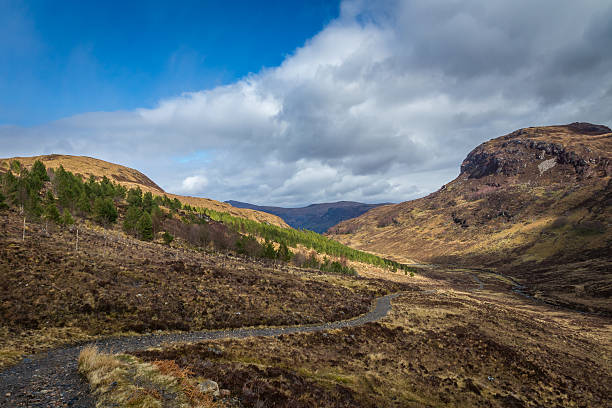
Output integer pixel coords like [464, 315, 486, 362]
[179, 175, 208, 194]
[1, 0, 611, 206]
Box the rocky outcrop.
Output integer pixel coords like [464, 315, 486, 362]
[461, 123, 611, 179]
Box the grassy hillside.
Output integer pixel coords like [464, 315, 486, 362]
[329, 123, 612, 312]
[0, 155, 289, 227]
[0, 204, 406, 369]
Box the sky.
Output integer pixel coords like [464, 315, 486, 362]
[1, 0, 611, 207]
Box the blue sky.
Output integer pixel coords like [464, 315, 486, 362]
[1, 0, 339, 125]
[1, 0, 611, 206]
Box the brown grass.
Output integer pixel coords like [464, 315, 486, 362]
[133, 272, 612, 407]
[78, 347, 217, 408]
[0, 210, 406, 369]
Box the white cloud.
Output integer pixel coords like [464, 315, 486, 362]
[1, 0, 611, 206]
[179, 175, 208, 194]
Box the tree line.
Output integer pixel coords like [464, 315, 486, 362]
[0, 160, 414, 275]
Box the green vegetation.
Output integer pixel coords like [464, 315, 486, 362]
[0, 160, 125, 230]
[0, 159, 415, 274]
[200, 208, 412, 271]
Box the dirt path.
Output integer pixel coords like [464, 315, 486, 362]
[0, 292, 402, 407]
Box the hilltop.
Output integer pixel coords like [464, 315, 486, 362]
[0, 155, 288, 227]
[227, 200, 389, 233]
[329, 123, 612, 313]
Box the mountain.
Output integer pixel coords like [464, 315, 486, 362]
[226, 200, 389, 233]
[329, 123, 612, 312]
[0, 154, 289, 227]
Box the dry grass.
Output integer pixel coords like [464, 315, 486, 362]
[0, 210, 405, 370]
[78, 346, 217, 408]
[133, 275, 612, 407]
[329, 125, 611, 313]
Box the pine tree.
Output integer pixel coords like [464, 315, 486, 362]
[31, 160, 49, 182]
[142, 191, 153, 213]
[136, 212, 153, 241]
[123, 205, 142, 235]
[93, 197, 118, 225]
[62, 209, 75, 226]
[126, 187, 143, 208]
[276, 242, 293, 262]
[162, 231, 174, 245]
[43, 192, 61, 224]
[261, 240, 277, 260]
[0, 192, 8, 211]
[76, 190, 91, 214]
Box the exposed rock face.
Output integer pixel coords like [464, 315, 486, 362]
[460, 124, 611, 179]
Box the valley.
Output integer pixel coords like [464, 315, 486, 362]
[226, 200, 388, 233]
[0, 125, 610, 408]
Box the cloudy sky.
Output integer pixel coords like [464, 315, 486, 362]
[1, 0, 611, 207]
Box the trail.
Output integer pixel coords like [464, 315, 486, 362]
[0, 292, 402, 408]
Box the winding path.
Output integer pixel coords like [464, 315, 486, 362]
[0, 292, 402, 408]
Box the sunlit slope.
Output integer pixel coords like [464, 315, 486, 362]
[0, 154, 289, 227]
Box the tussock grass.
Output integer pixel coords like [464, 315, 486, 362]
[78, 346, 216, 408]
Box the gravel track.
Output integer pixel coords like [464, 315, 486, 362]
[0, 292, 402, 407]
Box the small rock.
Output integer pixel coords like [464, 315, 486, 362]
[5, 393, 10, 397]
[198, 379, 220, 396]
[220, 389, 231, 397]
[488, 376, 495, 381]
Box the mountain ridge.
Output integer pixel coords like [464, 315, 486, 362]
[328, 122, 611, 313]
[227, 200, 390, 233]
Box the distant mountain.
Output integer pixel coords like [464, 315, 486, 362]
[226, 200, 390, 233]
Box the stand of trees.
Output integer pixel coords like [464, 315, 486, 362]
[0, 159, 415, 277]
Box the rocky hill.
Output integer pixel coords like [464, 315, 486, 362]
[329, 123, 611, 313]
[227, 200, 388, 233]
[0, 155, 288, 227]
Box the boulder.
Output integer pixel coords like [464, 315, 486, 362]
[198, 379, 220, 396]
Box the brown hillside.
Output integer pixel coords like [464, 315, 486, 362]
[0, 154, 288, 227]
[329, 123, 612, 312]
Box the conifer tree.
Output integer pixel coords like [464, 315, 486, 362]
[76, 190, 91, 214]
[276, 242, 293, 262]
[93, 197, 118, 225]
[43, 191, 61, 224]
[123, 205, 142, 235]
[136, 212, 153, 241]
[62, 209, 75, 226]
[0, 192, 8, 211]
[261, 240, 277, 260]
[31, 160, 49, 182]
[142, 191, 153, 213]
[127, 187, 143, 208]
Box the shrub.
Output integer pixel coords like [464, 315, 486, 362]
[162, 232, 174, 245]
[62, 209, 75, 226]
[236, 235, 262, 257]
[261, 241, 277, 260]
